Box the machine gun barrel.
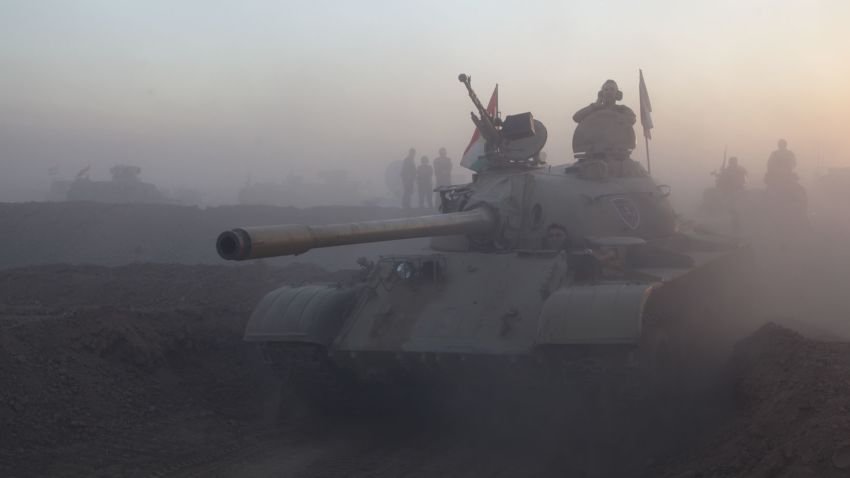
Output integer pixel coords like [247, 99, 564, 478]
[458, 73, 498, 141]
[216, 208, 496, 261]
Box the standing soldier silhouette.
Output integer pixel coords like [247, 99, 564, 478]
[764, 138, 807, 221]
[433, 147, 453, 206]
[416, 156, 434, 209]
[400, 148, 416, 209]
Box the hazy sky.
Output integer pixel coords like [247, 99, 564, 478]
[2, 0, 849, 205]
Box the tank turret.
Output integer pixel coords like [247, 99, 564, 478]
[218, 74, 674, 261]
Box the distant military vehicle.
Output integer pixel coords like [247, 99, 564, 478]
[62, 165, 166, 204]
[697, 150, 808, 238]
[217, 74, 748, 407]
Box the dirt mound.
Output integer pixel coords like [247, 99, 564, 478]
[660, 323, 850, 478]
[0, 263, 353, 477]
[0, 202, 429, 269]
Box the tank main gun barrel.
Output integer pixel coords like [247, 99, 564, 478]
[216, 208, 496, 261]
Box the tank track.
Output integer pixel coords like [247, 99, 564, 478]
[262, 343, 357, 414]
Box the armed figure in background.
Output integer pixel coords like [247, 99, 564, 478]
[433, 147, 452, 207]
[698, 149, 752, 234]
[764, 139, 797, 188]
[715, 156, 748, 193]
[416, 156, 434, 209]
[400, 148, 417, 209]
[764, 138, 807, 220]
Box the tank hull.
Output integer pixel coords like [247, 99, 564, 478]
[245, 235, 751, 387]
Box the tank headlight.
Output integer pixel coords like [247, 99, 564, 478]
[394, 261, 416, 280]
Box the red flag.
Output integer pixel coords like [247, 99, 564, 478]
[639, 70, 653, 140]
[460, 84, 498, 171]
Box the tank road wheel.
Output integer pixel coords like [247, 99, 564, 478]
[263, 343, 357, 418]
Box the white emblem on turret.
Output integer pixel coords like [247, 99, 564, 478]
[610, 197, 641, 230]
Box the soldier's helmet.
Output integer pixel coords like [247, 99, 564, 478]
[778, 139, 788, 149]
[439, 147, 447, 156]
[599, 80, 623, 102]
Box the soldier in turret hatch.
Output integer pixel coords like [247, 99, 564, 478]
[571, 80, 643, 177]
[573, 80, 636, 125]
[400, 148, 417, 209]
[416, 156, 434, 209]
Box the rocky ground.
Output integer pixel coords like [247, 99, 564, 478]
[1, 262, 849, 477]
[0, 263, 356, 477]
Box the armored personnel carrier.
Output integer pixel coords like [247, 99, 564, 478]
[217, 74, 748, 404]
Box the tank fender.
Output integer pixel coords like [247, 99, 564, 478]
[536, 283, 657, 345]
[243, 284, 361, 346]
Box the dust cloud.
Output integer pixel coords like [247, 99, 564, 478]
[2, 1, 849, 208]
[3, 2, 850, 478]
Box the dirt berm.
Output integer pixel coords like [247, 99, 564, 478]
[0, 202, 429, 270]
[658, 323, 850, 478]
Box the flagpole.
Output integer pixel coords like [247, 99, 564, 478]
[638, 69, 653, 175]
[494, 83, 501, 119]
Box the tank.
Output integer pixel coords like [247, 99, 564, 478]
[65, 165, 166, 204]
[217, 74, 750, 406]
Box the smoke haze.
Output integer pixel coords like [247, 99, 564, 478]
[2, 0, 849, 209]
